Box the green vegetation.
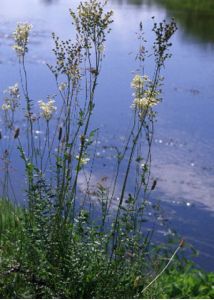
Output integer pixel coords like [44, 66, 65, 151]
[158, 0, 214, 43]
[0, 199, 214, 298]
[157, 0, 214, 44]
[0, 0, 213, 298]
[126, 0, 214, 12]
[127, 0, 214, 12]
[159, 0, 214, 13]
[125, 0, 214, 43]
[157, 268, 214, 299]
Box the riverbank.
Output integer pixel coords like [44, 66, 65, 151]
[0, 198, 213, 298]
[159, 0, 214, 13]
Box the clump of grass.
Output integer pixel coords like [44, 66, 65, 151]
[150, 264, 214, 298]
[0, 198, 23, 238]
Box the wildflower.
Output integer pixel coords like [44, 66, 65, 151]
[132, 96, 158, 111]
[4, 83, 20, 98]
[131, 74, 149, 90]
[140, 163, 145, 169]
[131, 74, 160, 120]
[76, 155, 90, 166]
[12, 22, 32, 56]
[98, 44, 105, 54]
[2, 103, 11, 111]
[66, 66, 80, 80]
[2, 83, 20, 111]
[144, 88, 160, 99]
[38, 97, 57, 121]
[58, 82, 67, 92]
[12, 45, 25, 55]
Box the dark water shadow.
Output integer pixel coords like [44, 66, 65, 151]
[157, 197, 214, 272]
[112, 0, 214, 44]
[41, 0, 59, 5]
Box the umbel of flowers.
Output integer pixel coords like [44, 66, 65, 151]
[12, 22, 32, 56]
[131, 74, 160, 120]
[38, 97, 57, 121]
[2, 83, 20, 111]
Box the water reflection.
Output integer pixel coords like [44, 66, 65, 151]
[113, 0, 214, 43]
[170, 11, 214, 43]
[159, 199, 214, 272]
[42, 0, 58, 4]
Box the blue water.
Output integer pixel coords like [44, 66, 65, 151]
[0, 0, 214, 270]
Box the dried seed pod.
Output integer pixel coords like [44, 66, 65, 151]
[179, 239, 185, 248]
[151, 179, 157, 191]
[14, 128, 20, 139]
[66, 153, 72, 163]
[80, 134, 85, 144]
[4, 149, 9, 157]
[58, 126, 62, 141]
[89, 67, 98, 76]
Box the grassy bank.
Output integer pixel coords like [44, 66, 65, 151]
[157, 0, 214, 44]
[0, 199, 213, 298]
[127, 0, 214, 12]
[159, 0, 214, 13]
[126, 0, 214, 42]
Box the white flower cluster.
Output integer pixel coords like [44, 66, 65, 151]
[58, 82, 67, 92]
[131, 74, 159, 119]
[13, 22, 32, 56]
[38, 97, 57, 121]
[97, 44, 105, 54]
[76, 154, 90, 166]
[131, 74, 149, 90]
[132, 96, 158, 111]
[2, 83, 20, 111]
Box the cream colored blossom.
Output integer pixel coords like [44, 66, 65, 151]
[58, 82, 67, 92]
[98, 44, 105, 54]
[131, 74, 149, 90]
[131, 74, 159, 118]
[2, 83, 20, 111]
[144, 88, 160, 98]
[76, 155, 90, 166]
[13, 22, 32, 56]
[132, 97, 158, 111]
[5, 83, 20, 97]
[12, 45, 25, 55]
[38, 98, 57, 121]
[2, 103, 11, 111]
